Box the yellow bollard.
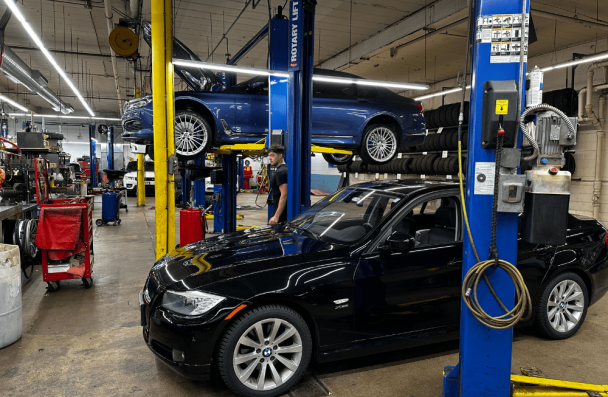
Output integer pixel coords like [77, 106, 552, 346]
[137, 152, 145, 206]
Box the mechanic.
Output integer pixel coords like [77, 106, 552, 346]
[268, 144, 288, 225]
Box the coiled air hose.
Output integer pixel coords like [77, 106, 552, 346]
[458, 133, 532, 330]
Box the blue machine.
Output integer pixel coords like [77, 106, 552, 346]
[89, 124, 97, 188]
[96, 192, 122, 226]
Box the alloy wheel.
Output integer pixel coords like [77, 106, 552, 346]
[547, 279, 585, 333]
[174, 113, 208, 157]
[366, 127, 397, 163]
[232, 318, 303, 391]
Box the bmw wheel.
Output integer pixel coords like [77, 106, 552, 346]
[534, 272, 588, 340]
[322, 153, 354, 166]
[174, 110, 212, 159]
[218, 305, 312, 397]
[359, 124, 398, 165]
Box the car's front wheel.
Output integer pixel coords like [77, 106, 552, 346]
[359, 124, 398, 165]
[174, 110, 212, 159]
[218, 305, 312, 397]
[322, 153, 354, 166]
[534, 272, 588, 340]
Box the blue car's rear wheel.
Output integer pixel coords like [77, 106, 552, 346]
[174, 110, 211, 159]
[360, 124, 398, 165]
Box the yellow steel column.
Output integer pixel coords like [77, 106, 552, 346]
[151, 0, 175, 259]
[137, 152, 145, 206]
[164, 0, 175, 250]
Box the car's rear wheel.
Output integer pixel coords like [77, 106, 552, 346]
[359, 124, 398, 165]
[218, 305, 312, 397]
[145, 144, 154, 161]
[534, 272, 588, 340]
[322, 153, 354, 166]
[174, 110, 212, 159]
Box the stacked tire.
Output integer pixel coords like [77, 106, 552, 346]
[337, 155, 467, 176]
[425, 102, 470, 129]
[413, 129, 468, 153]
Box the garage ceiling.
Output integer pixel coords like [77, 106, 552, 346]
[0, 0, 606, 115]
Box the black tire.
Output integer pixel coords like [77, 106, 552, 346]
[438, 105, 449, 127]
[432, 157, 444, 175]
[564, 152, 576, 174]
[439, 130, 451, 151]
[425, 110, 434, 129]
[411, 156, 423, 174]
[445, 104, 456, 126]
[449, 129, 459, 151]
[448, 156, 459, 175]
[463, 102, 470, 124]
[218, 305, 312, 397]
[359, 124, 399, 165]
[95, 219, 103, 226]
[433, 108, 442, 129]
[450, 103, 461, 127]
[145, 144, 154, 161]
[174, 109, 212, 160]
[423, 154, 439, 174]
[534, 272, 589, 340]
[403, 157, 414, 174]
[322, 153, 354, 166]
[462, 131, 469, 149]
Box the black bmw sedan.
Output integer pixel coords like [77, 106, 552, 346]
[140, 180, 608, 397]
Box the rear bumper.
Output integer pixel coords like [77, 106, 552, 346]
[122, 128, 153, 144]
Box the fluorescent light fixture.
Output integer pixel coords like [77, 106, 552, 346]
[0, 94, 29, 112]
[173, 59, 429, 90]
[541, 52, 608, 72]
[8, 113, 121, 121]
[5, 0, 95, 116]
[414, 85, 471, 101]
[173, 59, 289, 77]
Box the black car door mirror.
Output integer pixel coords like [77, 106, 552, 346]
[379, 231, 416, 254]
[248, 81, 265, 90]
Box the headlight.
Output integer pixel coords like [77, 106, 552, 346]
[124, 95, 152, 113]
[161, 290, 225, 316]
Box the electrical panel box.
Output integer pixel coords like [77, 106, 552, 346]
[481, 80, 519, 149]
[270, 130, 284, 146]
[497, 174, 526, 213]
[210, 169, 223, 185]
[167, 156, 178, 175]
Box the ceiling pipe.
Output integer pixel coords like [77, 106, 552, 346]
[103, 0, 124, 116]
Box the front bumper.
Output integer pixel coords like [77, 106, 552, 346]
[140, 285, 245, 381]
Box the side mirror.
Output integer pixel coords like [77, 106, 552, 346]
[248, 81, 265, 90]
[380, 231, 415, 254]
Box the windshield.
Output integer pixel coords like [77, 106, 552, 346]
[126, 161, 155, 172]
[288, 187, 406, 245]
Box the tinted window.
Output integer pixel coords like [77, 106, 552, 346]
[357, 85, 377, 99]
[313, 81, 357, 98]
[126, 161, 155, 172]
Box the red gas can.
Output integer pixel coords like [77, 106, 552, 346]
[180, 208, 206, 247]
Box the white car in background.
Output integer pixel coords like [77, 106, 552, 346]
[124, 161, 156, 193]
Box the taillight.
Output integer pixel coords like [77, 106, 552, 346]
[415, 104, 424, 113]
[604, 231, 608, 249]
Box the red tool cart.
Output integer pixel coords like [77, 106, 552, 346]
[33, 158, 94, 292]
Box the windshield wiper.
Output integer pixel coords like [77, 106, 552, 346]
[292, 225, 321, 240]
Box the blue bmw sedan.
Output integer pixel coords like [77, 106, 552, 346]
[122, 68, 426, 165]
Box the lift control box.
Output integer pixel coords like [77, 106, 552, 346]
[481, 80, 519, 149]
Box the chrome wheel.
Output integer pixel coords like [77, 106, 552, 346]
[232, 318, 303, 391]
[174, 111, 209, 158]
[365, 126, 397, 163]
[547, 279, 585, 333]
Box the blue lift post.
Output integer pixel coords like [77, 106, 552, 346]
[192, 158, 205, 207]
[286, 0, 315, 219]
[443, 0, 529, 396]
[268, 13, 289, 220]
[107, 126, 114, 170]
[89, 124, 97, 189]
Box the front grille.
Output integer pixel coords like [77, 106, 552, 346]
[123, 119, 144, 132]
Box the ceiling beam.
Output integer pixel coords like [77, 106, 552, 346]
[9, 46, 117, 59]
[317, 0, 468, 70]
[531, 9, 608, 31]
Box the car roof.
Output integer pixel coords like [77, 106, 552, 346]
[346, 179, 459, 197]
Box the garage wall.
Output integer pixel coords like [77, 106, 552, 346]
[311, 154, 341, 193]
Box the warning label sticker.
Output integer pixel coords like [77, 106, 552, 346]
[474, 162, 496, 195]
[476, 13, 529, 63]
[496, 100, 509, 114]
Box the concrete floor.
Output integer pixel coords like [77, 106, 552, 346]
[1, 194, 607, 396]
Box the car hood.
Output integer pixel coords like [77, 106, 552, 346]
[150, 224, 350, 290]
[142, 22, 224, 91]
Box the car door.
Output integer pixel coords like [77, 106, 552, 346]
[233, 76, 269, 136]
[353, 192, 463, 342]
[312, 81, 377, 143]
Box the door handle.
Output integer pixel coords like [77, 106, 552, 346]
[447, 258, 461, 267]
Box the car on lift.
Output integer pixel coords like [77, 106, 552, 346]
[139, 180, 608, 397]
[121, 23, 425, 165]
